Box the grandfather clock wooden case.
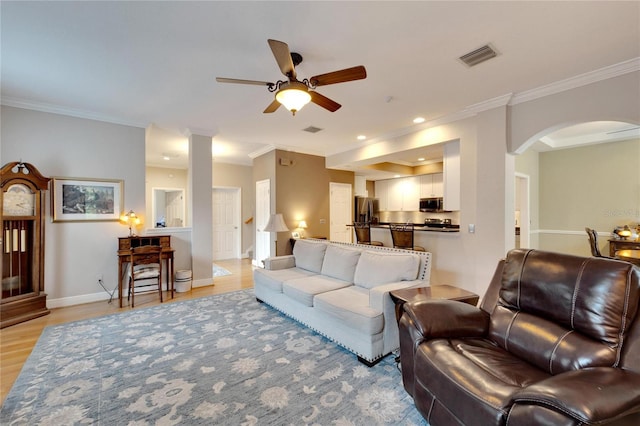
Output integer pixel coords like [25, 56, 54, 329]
[1, 162, 50, 328]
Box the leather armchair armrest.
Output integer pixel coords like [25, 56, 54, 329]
[512, 368, 640, 424]
[263, 255, 295, 270]
[404, 298, 489, 338]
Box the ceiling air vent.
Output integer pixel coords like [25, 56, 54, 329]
[459, 44, 498, 67]
[303, 126, 323, 134]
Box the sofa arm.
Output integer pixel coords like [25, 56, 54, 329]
[512, 368, 640, 424]
[263, 255, 295, 270]
[369, 280, 424, 354]
[404, 298, 489, 339]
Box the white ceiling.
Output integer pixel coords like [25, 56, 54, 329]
[2, 1, 639, 178]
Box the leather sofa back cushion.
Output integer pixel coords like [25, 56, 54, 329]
[293, 240, 328, 273]
[354, 251, 420, 289]
[489, 249, 640, 374]
[321, 245, 362, 283]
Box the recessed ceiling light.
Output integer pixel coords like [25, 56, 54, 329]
[418, 157, 425, 162]
[413, 117, 425, 124]
[357, 135, 366, 141]
[163, 156, 171, 161]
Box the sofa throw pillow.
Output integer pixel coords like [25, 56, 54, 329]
[321, 244, 362, 283]
[293, 239, 328, 273]
[354, 251, 420, 288]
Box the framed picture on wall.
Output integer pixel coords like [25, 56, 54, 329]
[291, 231, 301, 239]
[51, 177, 123, 222]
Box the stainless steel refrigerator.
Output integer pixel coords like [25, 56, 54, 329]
[354, 196, 380, 223]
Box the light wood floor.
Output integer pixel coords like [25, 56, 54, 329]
[0, 258, 255, 406]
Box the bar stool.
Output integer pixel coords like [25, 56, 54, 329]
[354, 222, 383, 246]
[389, 223, 425, 251]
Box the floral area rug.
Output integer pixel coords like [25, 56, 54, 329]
[212, 263, 232, 277]
[0, 289, 427, 425]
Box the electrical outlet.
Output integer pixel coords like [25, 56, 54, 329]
[320, 219, 326, 224]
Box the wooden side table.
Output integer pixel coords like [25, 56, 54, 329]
[390, 285, 480, 323]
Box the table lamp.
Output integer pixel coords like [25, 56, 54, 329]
[298, 220, 308, 238]
[120, 210, 141, 237]
[263, 213, 289, 233]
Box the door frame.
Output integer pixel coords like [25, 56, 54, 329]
[515, 173, 530, 249]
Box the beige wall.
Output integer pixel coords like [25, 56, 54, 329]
[273, 150, 354, 255]
[213, 162, 255, 256]
[536, 138, 640, 256]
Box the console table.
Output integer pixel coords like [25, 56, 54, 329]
[390, 285, 479, 323]
[117, 235, 175, 308]
[609, 239, 640, 257]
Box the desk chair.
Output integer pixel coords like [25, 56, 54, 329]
[128, 245, 163, 307]
[389, 223, 425, 251]
[585, 227, 611, 258]
[354, 222, 383, 246]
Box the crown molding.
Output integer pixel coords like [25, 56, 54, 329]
[510, 57, 640, 105]
[1, 96, 149, 128]
[248, 144, 276, 159]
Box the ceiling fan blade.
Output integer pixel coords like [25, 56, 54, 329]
[309, 91, 341, 112]
[263, 99, 281, 114]
[310, 65, 367, 87]
[216, 77, 274, 87]
[268, 39, 296, 79]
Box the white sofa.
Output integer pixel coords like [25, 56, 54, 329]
[253, 239, 432, 366]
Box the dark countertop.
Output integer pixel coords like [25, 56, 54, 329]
[372, 223, 460, 233]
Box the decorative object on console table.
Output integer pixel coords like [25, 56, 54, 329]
[390, 285, 479, 323]
[1, 161, 50, 328]
[51, 177, 123, 222]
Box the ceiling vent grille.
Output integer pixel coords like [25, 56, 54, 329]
[459, 44, 498, 67]
[303, 126, 323, 134]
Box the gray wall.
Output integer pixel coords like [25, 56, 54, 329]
[1, 106, 145, 306]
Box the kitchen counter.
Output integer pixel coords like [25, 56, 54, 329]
[372, 223, 460, 233]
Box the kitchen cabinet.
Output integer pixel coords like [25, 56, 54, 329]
[376, 176, 420, 211]
[420, 173, 443, 198]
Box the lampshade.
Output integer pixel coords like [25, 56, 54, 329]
[298, 220, 308, 229]
[263, 213, 289, 232]
[275, 82, 311, 115]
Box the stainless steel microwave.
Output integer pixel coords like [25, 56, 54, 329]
[420, 197, 444, 212]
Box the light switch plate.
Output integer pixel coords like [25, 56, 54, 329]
[468, 224, 475, 233]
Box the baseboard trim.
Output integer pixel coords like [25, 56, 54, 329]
[193, 278, 214, 288]
[48, 291, 114, 309]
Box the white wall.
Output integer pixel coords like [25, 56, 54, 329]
[1, 106, 145, 307]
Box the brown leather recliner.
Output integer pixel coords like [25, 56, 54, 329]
[399, 249, 640, 425]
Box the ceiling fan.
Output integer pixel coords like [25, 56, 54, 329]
[216, 39, 367, 115]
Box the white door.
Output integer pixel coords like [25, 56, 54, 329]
[212, 187, 240, 260]
[255, 179, 271, 267]
[330, 182, 352, 242]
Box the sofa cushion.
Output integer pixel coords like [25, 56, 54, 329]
[354, 251, 420, 289]
[283, 275, 353, 307]
[293, 239, 328, 273]
[253, 267, 317, 293]
[314, 286, 384, 335]
[320, 244, 362, 283]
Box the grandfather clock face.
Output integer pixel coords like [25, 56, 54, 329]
[3, 183, 35, 216]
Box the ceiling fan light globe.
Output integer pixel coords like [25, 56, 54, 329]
[276, 83, 311, 115]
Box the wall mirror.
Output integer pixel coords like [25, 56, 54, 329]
[152, 188, 185, 228]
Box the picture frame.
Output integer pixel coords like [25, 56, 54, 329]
[291, 231, 301, 239]
[51, 177, 123, 222]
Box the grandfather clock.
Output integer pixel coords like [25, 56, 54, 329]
[1, 161, 50, 328]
